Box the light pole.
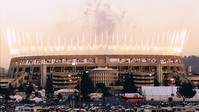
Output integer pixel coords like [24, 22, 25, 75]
[68, 74, 71, 89]
[0, 71, 2, 88]
[170, 78, 175, 98]
[71, 62, 76, 109]
[149, 73, 152, 85]
[29, 70, 33, 84]
[0, 75, 1, 88]
[78, 77, 81, 111]
[71, 62, 76, 89]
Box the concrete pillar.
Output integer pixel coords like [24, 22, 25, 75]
[95, 57, 98, 64]
[157, 60, 162, 85]
[106, 57, 109, 63]
[41, 64, 47, 87]
[188, 65, 192, 76]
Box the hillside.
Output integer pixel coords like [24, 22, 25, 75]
[183, 56, 199, 72]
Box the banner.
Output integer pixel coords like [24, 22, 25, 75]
[86, 58, 95, 64]
[109, 58, 119, 63]
[66, 59, 73, 64]
[55, 59, 62, 64]
[120, 58, 130, 63]
[77, 58, 84, 64]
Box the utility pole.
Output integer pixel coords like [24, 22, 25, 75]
[79, 77, 81, 111]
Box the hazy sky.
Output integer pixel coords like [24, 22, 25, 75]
[1, 0, 199, 69]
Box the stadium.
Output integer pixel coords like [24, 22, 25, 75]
[4, 27, 188, 89]
[7, 54, 186, 89]
[2, 0, 189, 89]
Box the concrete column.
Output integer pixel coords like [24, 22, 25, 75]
[10, 67, 15, 78]
[95, 57, 98, 64]
[106, 57, 109, 63]
[139, 66, 141, 72]
[41, 64, 47, 87]
[188, 66, 192, 76]
[157, 60, 162, 85]
[94, 73, 96, 86]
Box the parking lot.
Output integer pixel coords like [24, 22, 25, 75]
[1, 100, 199, 112]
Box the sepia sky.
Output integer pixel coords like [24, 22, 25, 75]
[1, 0, 199, 69]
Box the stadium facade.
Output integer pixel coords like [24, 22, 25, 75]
[7, 55, 186, 89]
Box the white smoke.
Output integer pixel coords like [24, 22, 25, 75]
[82, 0, 125, 34]
[2, 0, 189, 57]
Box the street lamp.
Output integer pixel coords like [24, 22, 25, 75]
[170, 78, 175, 97]
[78, 77, 81, 111]
[0, 73, 1, 84]
[29, 70, 33, 84]
[69, 62, 76, 109]
[72, 62, 76, 66]
[68, 74, 71, 89]
[71, 62, 76, 89]
[149, 73, 152, 85]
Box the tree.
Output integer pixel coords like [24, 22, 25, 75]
[123, 73, 137, 93]
[177, 82, 196, 101]
[0, 86, 2, 94]
[3, 84, 15, 103]
[154, 77, 160, 86]
[153, 73, 160, 86]
[115, 73, 124, 86]
[18, 83, 25, 92]
[29, 82, 35, 92]
[57, 93, 63, 101]
[0, 86, 1, 92]
[45, 74, 54, 98]
[197, 83, 199, 89]
[8, 83, 15, 95]
[115, 80, 123, 86]
[76, 71, 95, 100]
[37, 81, 43, 91]
[5, 89, 11, 103]
[34, 92, 40, 97]
[175, 76, 181, 86]
[25, 83, 35, 99]
[95, 83, 110, 105]
[0, 87, 7, 102]
[96, 83, 108, 95]
[163, 74, 170, 86]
